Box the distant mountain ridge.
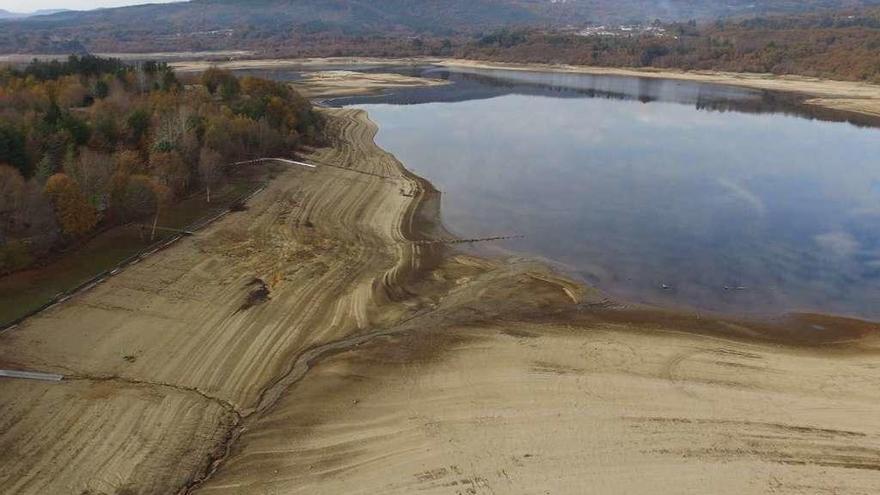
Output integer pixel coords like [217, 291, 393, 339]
[1, 0, 879, 53]
[0, 8, 70, 19]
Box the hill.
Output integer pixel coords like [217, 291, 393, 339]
[1, 0, 880, 53]
[0, 8, 69, 20]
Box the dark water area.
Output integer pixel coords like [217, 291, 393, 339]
[260, 65, 880, 320]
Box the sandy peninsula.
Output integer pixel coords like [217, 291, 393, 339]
[1, 64, 879, 495]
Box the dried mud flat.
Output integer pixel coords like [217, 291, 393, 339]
[1, 88, 880, 494]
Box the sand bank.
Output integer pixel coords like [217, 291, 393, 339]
[1, 73, 879, 495]
[0, 109, 429, 494]
[292, 70, 448, 99]
[170, 56, 880, 119]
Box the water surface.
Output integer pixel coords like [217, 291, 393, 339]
[342, 68, 880, 320]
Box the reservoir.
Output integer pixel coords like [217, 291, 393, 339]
[336, 67, 880, 320]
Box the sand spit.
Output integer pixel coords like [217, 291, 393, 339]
[170, 58, 448, 99]
[292, 70, 448, 99]
[1, 84, 879, 494]
[171, 56, 880, 119]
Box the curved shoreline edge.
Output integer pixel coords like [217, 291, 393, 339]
[188, 109, 880, 494]
[169, 56, 880, 120]
[0, 99, 879, 494]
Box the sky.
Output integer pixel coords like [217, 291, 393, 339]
[0, 0, 183, 13]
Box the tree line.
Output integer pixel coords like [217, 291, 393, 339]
[203, 7, 880, 84]
[0, 55, 320, 274]
[458, 8, 880, 83]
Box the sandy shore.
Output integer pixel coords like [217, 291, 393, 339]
[187, 110, 880, 494]
[2, 72, 880, 494]
[196, 323, 880, 494]
[292, 70, 448, 99]
[170, 56, 880, 119]
[0, 109, 430, 494]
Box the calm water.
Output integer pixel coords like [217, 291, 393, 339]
[336, 67, 880, 320]
[245, 65, 880, 320]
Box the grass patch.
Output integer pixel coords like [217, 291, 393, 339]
[0, 180, 260, 327]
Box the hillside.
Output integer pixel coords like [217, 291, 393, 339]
[459, 7, 880, 82]
[2, 0, 880, 54]
[0, 9, 69, 20]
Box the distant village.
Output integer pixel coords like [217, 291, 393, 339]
[568, 24, 670, 38]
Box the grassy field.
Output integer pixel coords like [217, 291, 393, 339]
[0, 181, 260, 327]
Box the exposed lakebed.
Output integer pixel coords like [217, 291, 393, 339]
[314, 66, 880, 320]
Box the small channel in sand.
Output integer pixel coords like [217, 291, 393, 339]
[276, 65, 880, 321]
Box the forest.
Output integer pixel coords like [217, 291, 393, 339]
[250, 7, 880, 83]
[0, 3, 879, 83]
[2, 0, 880, 54]
[0, 55, 320, 275]
[459, 9, 880, 82]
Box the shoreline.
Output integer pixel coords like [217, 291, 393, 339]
[191, 108, 880, 495]
[0, 108, 441, 494]
[168, 56, 880, 119]
[287, 59, 880, 326]
[1, 72, 879, 493]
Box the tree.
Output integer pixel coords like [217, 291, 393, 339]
[0, 161, 58, 265]
[34, 155, 57, 184]
[94, 79, 110, 99]
[219, 76, 241, 101]
[149, 150, 189, 197]
[59, 112, 91, 146]
[152, 106, 192, 152]
[198, 147, 222, 203]
[90, 100, 121, 150]
[0, 164, 25, 241]
[0, 123, 29, 178]
[121, 175, 159, 220]
[65, 148, 114, 211]
[201, 67, 237, 96]
[44, 173, 97, 237]
[125, 108, 151, 147]
[114, 149, 145, 175]
[122, 175, 169, 241]
[57, 78, 89, 108]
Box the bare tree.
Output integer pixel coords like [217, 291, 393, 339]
[64, 148, 114, 213]
[122, 175, 170, 241]
[198, 147, 223, 203]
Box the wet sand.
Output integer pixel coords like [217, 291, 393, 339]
[1, 70, 880, 494]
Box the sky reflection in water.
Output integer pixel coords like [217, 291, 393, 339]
[348, 68, 880, 320]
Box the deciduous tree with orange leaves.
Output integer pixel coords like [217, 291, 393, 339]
[44, 173, 97, 237]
